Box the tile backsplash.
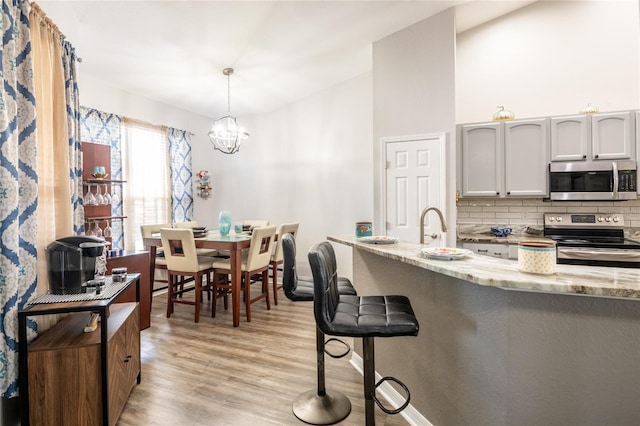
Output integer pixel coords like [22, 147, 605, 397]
[457, 198, 640, 230]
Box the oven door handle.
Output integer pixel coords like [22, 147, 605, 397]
[612, 161, 619, 199]
[558, 247, 640, 262]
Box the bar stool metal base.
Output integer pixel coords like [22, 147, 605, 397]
[292, 389, 351, 425]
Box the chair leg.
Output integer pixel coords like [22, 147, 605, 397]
[263, 270, 271, 311]
[194, 273, 201, 323]
[166, 274, 174, 318]
[291, 327, 351, 424]
[244, 273, 251, 322]
[205, 272, 211, 301]
[363, 336, 376, 426]
[272, 265, 279, 305]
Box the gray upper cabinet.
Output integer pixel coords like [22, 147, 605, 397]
[460, 119, 549, 198]
[591, 111, 635, 160]
[550, 115, 589, 161]
[461, 123, 502, 197]
[551, 111, 635, 162]
[504, 118, 549, 197]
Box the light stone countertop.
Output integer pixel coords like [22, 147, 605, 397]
[329, 235, 640, 300]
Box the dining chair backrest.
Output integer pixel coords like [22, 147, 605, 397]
[160, 228, 200, 273]
[140, 223, 172, 238]
[245, 226, 277, 271]
[175, 220, 198, 229]
[243, 220, 269, 229]
[272, 223, 300, 262]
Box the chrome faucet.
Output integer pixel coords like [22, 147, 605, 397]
[420, 206, 448, 244]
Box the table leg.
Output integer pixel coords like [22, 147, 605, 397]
[231, 246, 241, 327]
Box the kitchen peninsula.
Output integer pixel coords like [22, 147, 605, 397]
[330, 236, 640, 426]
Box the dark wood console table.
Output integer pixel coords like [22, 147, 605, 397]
[18, 274, 141, 426]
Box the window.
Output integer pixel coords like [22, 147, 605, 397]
[121, 119, 172, 251]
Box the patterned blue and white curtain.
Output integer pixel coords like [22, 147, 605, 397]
[168, 128, 194, 223]
[0, 0, 37, 397]
[62, 40, 83, 235]
[79, 107, 124, 248]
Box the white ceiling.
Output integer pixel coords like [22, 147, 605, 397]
[37, 1, 536, 119]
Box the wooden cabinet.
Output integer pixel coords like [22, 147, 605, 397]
[550, 115, 589, 161]
[592, 111, 635, 160]
[463, 242, 510, 259]
[550, 111, 635, 162]
[504, 118, 549, 197]
[109, 251, 151, 329]
[460, 122, 502, 197]
[460, 119, 549, 198]
[27, 304, 139, 426]
[18, 275, 141, 426]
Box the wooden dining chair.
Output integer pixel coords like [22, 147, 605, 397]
[212, 226, 276, 322]
[140, 223, 172, 292]
[269, 222, 299, 305]
[160, 228, 216, 323]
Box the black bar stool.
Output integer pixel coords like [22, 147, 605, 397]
[282, 234, 356, 424]
[308, 241, 420, 426]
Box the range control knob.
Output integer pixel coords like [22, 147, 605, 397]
[612, 216, 620, 222]
[598, 216, 604, 222]
[556, 216, 563, 222]
[605, 216, 611, 222]
[548, 217, 555, 222]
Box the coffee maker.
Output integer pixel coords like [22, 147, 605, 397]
[45, 236, 107, 294]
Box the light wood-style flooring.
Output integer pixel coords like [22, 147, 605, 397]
[117, 286, 409, 426]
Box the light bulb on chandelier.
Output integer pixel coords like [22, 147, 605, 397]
[208, 68, 249, 154]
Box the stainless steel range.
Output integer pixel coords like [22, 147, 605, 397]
[543, 213, 640, 268]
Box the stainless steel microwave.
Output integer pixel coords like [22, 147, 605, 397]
[549, 160, 637, 201]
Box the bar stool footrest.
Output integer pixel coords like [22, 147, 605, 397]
[372, 376, 411, 415]
[292, 389, 351, 425]
[324, 337, 350, 359]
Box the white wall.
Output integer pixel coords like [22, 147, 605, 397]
[197, 73, 374, 277]
[373, 8, 457, 246]
[456, 0, 640, 123]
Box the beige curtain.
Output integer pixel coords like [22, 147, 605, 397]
[122, 118, 172, 251]
[30, 4, 74, 295]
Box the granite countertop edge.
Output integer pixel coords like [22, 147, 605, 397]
[329, 235, 640, 300]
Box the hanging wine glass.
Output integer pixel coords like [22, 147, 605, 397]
[95, 221, 103, 238]
[103, 184, 112, 205]
[95, 184, 104, 205]
[86, 221, 96, 236]
[83, 184, 96, 206]
[110, 188, 120, 207]
[103, 220, 112, 238]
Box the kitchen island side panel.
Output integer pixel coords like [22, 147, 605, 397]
[352, 248, 640, 426]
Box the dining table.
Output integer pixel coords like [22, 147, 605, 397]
[143, 230, 252, 327]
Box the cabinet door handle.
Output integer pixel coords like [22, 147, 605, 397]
[496, 192, 500, 195]
[506, 191, 511, 195]
[583, 155, 587, 159]
[477, 249, 489, 253]
[594, 154, 599, 159]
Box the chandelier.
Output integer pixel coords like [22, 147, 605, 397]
[208, 68, 249, 154]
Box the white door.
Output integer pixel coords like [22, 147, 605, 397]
[384, 134, 446, 245]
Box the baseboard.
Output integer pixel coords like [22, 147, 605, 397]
[349, 352, 434, 426]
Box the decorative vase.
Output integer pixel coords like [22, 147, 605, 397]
[219, 211, 231, 236]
